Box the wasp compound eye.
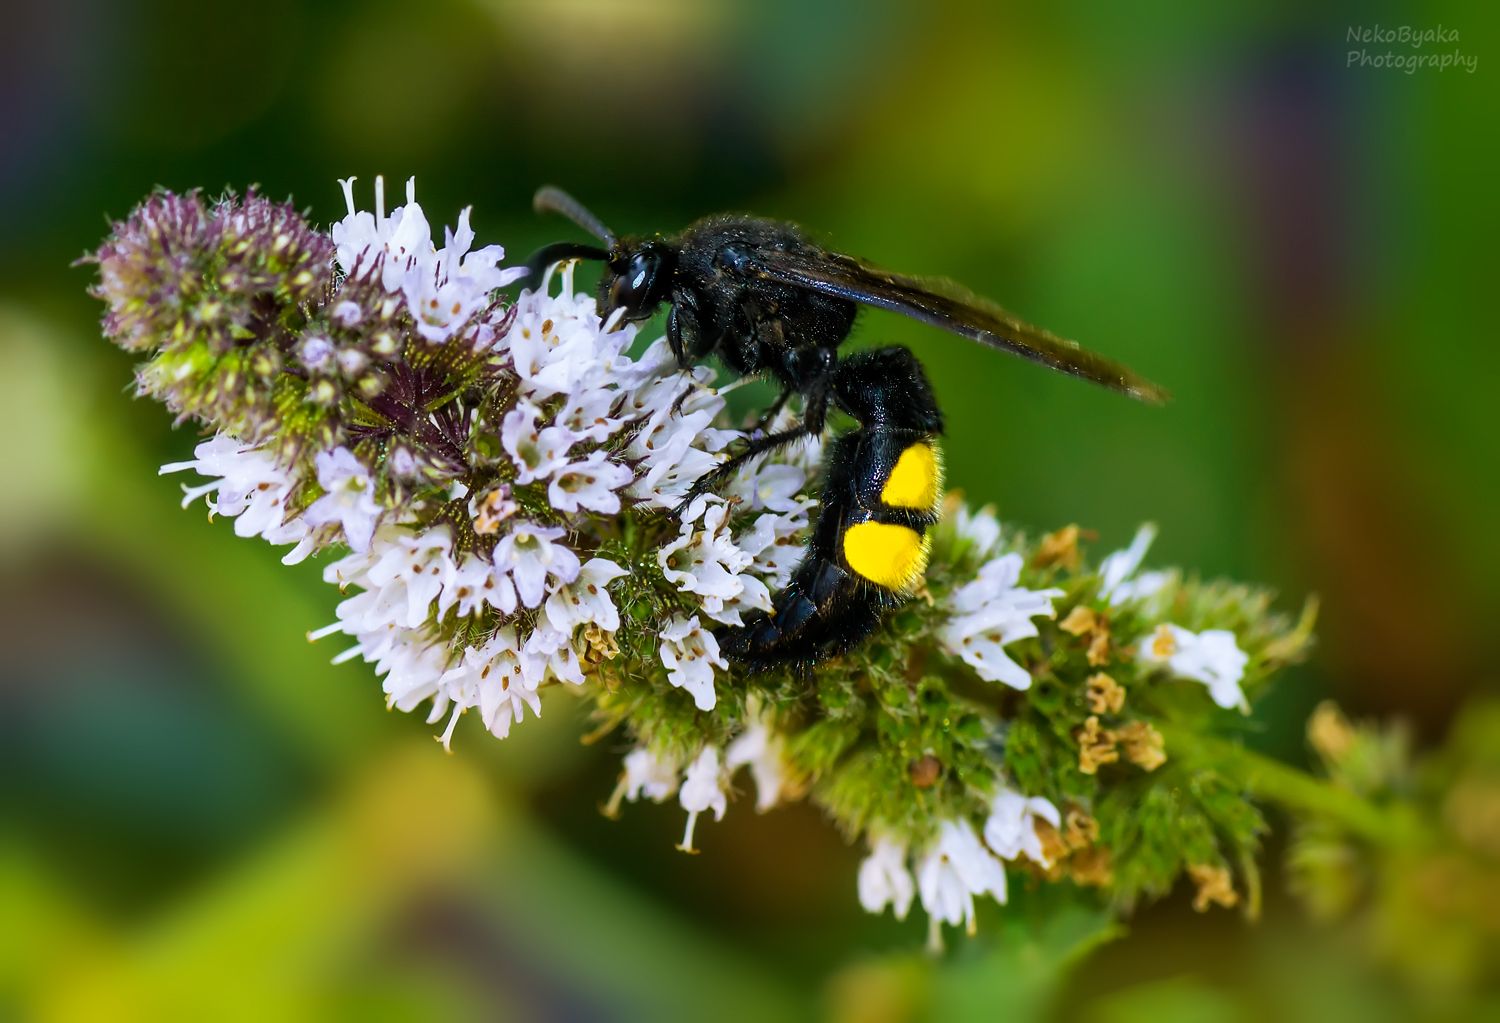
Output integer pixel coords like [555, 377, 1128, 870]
[607, 244, 673, 318]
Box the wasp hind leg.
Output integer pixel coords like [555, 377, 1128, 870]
[718, 558, 888, 673]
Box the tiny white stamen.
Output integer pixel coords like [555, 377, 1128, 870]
[438, 705, 462, 751]
[178, 482, 219, 507]
[677, 810, 701, 853]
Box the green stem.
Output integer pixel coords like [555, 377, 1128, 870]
[1161, 726, 1423, 847]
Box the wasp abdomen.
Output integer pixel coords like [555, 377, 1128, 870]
[879, 440, 943, 512]
[721, 347, 945, 671]
[842, 519, 929, 592]
[840, 434, 944, 593]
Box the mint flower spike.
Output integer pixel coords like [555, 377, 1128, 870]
[87, 178, 1314, 948]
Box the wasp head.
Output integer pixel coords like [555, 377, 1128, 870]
[599, 239, 676, 325]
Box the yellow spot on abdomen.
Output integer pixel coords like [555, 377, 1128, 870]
[880, 442, 943, 511]
[843, 520, 930, 592]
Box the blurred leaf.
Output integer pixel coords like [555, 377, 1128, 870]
[1080, 976, 1246, 1023]
[34, 745, 495, 1021]
[826, 894, 1123, 1023]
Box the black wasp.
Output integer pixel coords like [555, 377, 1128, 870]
[521, 187, 1166, 673]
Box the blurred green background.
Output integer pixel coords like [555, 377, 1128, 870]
[2, 0, 1496, 1019]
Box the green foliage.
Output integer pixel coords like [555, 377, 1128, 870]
[1286, 699, 1500, 996]
[826, 894, 1124, 1021]
[604, 513, 1311, 919]
[1098, 766, 1266, 911]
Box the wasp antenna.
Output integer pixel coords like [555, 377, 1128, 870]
[520, 241, 610, 294]
[533, 186, 617, 246]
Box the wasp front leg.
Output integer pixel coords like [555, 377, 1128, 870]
[671, 414, 823, 518]
[671, 369, 832, 517]
[665, 286, 704, 368]
[752, 385, 794, 434]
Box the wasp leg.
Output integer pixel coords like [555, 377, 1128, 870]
[719, 558, 887, 674]
[672, 422, 812, 516]
[751, 385, 794, 434]
[668, 371, 699, 417]
[666, 304, 686, 366]
[671, 391, 828, 516]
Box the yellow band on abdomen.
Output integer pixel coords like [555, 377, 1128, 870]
[842, 520, 930, 592]
[880, 442, 943, 511]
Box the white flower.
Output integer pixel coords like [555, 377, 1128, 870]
[333, 176, 522, 342]
[710, 578, 774, 633]
[387, 641, 452, 718]
[939, 553, 1064, 690]
[160, 434, 313, 564]
[609, 332, 672, 390]
[303, 446, 382, 552]
[404, 206, 522, 342]
[621, 748, 680, 803]
[636, 444, 728, 510]
[521, 626, 585, 686]
[659, 615, 727, 711]
[440, 553, 518, 619]
[361, 527, 456, 629]
[501, 400, 577, 484]
[723, 457, 809, 514]
[493, 522, 581, 608]
[624, 371, 730, 508]
[434, 626, 539, 748]
[386, 445, 420, 480]
[734, 509, 810, 592]
[983, 787, 1061, 866]
[472, 626, 539, 739]
[657, 498, 759, 625]
[333, 176, 430, 289]
[319, 532, 383, 590]
[725, 718, 788, 813]
[952, 503, 1001, 558]
[858, 837, 916, 920]
[556, 386, 623, 442]
[336, 348, 369, 376]
[1099, 524, 1169, 606]
[757, 404, 825, 472]
[618, 341, 700, 416]
[328, 623, 449, 719]
[502, 281, 628, 399]
[917, 820, 1008, 940]
[1138, 624, 1250, 711]
[543, 557, 627, 634]
[548, 451, 634, 514]
[676, 747, 727, 853]
[318, 525, 447, 631]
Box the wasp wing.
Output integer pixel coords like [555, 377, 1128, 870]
[746, 248, 1168, 404]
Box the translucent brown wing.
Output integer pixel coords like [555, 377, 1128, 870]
[746, 248, 1168, 404]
